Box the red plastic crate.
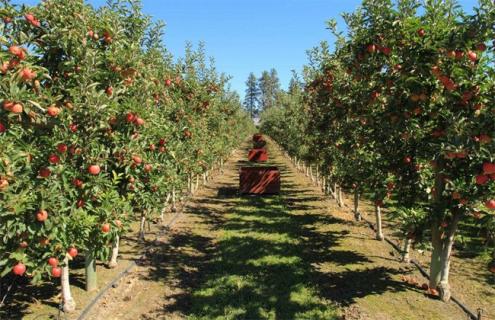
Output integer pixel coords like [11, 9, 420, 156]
[239, 166, 280, 194]
[253, 133, 263, 142]
[248, 148, 268, 162]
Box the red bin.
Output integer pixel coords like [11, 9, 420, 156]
[239, 166, 280, 195]
[253, 133, 263, 142]
[248, 148, 268, 162]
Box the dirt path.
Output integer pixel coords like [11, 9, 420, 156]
[84, 138, 468, 320]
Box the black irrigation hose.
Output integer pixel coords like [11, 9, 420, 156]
[76, 207, 184, 320]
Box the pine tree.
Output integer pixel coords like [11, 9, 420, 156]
[244, 72, 259, 118]
[258, 69, 281, 111]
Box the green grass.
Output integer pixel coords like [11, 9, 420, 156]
[187, 194, 339, 320]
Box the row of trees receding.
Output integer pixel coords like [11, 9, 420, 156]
[262, 0, 495, 302]
[0, 0, 253, 312]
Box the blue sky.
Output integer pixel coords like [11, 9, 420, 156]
[13, 0, 479, 97]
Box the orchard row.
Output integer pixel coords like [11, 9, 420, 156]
[0, 0, 252, 312]
[262, 0, 495, 303]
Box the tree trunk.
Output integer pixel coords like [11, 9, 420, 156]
[171, 187, 177, 212]
[402, 237, 412, 262]
[85, 249, 97, 292]
[429, 214, 460, 302]
[322, 176, 326, 193]
[108, 235, 120, 268]
[160, 193, 171, 221]
[203, 172, 207, 185]
[309, 164, 315, 183]
[353, 189, 361, 221]
[337, 185, 343, 207]
[195, 174, 199, 192]
[139, 213, 146, 240]
[315, 165, 320, 186]
[187, 174, 192, 194]
[375, 205, 384, 240]
[61, 255, 76, 312]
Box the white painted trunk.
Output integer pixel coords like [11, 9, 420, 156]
[139, 213, 146, 240]
[353, 189, 361, 221]
[375, 205, 384, 240]
[315, 165, 320, 186]
[429, 215, 460, 302]
[309, 164, 315, 182]
[402, 237, 412, 262]
[203, 172, 207, 185]
[171, 187, 177, 212]
[108, 235, 120, 268]
[160, 193, 171, 221]
[61, 255, 76, 312]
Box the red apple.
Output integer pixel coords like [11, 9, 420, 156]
[8, 46, 26, 60]
[144, 164, 152, 173]
[39, 167, 51, 178]
[72, 178, 83, 188]
[69, 123, 78, 132]
[467, 50, 477, 62]
[105, 86, 113, 96]
[47, 106, 61, 117]
[476, 175, 489, 185]
[476, 43, 487, 52]
[36, 210, 48, 222]
[88, 165, 101, 175]
[101, 223, 111, 233]
[51, 266, 62, 278]
[126, 112, 136, 123]
[67, 247, 78, 258]
[132, 155, 142, 165]
[483, 162, 495, 175]
[381, 47, 391, 56]
[417, 28, 426, 37]
[10, 103, 23, 114]
[48, 257, 59, 267]
[57, 143, 68, 153]
[0, 123, 6, 133]
[485, 199, 495, 210]
[76, 199, 85, 208]
[48, 154, 60, 164]
[20, 68, 36, 81]
[12, 263, 26, 276]
[367, 44, 376, 53]
[134, 117, 145, 126]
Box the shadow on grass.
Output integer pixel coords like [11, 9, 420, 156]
[142, 150, 412, 320]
